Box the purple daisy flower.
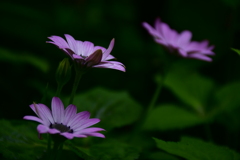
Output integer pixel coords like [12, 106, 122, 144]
[143, 18, 215, 62]
[47, 34, 125, 72]
[23, 97, 105, 139]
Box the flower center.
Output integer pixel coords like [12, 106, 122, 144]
[50, 123, 73, 133]
[80, 54, 88, 58]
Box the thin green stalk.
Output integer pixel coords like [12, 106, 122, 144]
[46, 134, 52, 160]
[146, 81, 163, 116]
[53, 141, 59, 160]
[69, 70, 82, 104]
[56, 142, 64, 160]
[130, 77, 164, 140]
[55, 83, 64, 97]
[47, 134, 52, 152]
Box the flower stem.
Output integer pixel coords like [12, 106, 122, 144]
[69, 70, 82, 104]
[55, 83, 64, 97]
[47, 134, 52, 152]
[52, 141, 64, 160]
[146, 80, 163, 116]
[56, 142, 64, 160]
[130, 75, 164, 140]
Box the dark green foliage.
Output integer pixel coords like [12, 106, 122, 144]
[90, 139, 140, 160]
[144, 104, 205, 130]
[154, 137, 240, 160]
[215, 81, 240, 111]
[73, 87, 143, 130]
[164, 63, 214, 114]
[0, 119, 46, 160]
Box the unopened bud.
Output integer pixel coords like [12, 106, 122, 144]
[56, 58, 72, 86]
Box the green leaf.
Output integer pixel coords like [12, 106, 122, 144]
[143, 104, 205, 130]
[153, 137, 240, 160]
[0, 119, 47, 160]
[215, 81, 240, 111]
[65, 141, 95, 160]
[90, 139, 140, 160]
[213, 82, 240, 131]
[164, 65, 214, 113]
[73, 87, 143, 130]
[231, 48, 240, 56]
[148, 151, 180, 160]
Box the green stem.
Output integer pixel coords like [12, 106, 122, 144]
[53, 141, 59, 160]
[130, 76, 164, 140]
[69, 70, 82, 104]
[56, 142, 64, 160]
[47, 134, 52, 152]
[55, 83, 64, 97]
[46, 134, 52, 160]
[146, 80, 163, 116]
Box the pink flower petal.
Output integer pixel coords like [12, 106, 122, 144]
[177, 30, 192, 47]
[81, 41, 95, 57]
[63, 104, 77, 125]
[102, 38, 115, 60]
[74, 118, 100, 131]
[188, 53, 213, 62]
[51, 97, 64, 124]
[143, 22, 160, 39]
[60, 132, 75, 139]
[93, 61, 126, 72]
[37, 124, 49, 134]
[64, 34, 78, 53]
[47, 36, 69, 49]
[86, 132, 105, 138]
[33, 103, 54, 126]
[23, 115, 44, 124]
[66, 111, 90, 127]
[75, 127, 105, 134]
[48, 128, 60, 134]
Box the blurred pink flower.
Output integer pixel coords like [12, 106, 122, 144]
[24, 97, 105, 139]
[143, 18, 215, 61]
[47, 34, 125, 71]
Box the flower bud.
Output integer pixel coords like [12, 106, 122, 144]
[56, 58, 72, 86]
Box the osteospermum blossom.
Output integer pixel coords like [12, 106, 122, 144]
[47, 34, 125, 72]
[23, 97, 105, 139]
[143, 18, 215, 62]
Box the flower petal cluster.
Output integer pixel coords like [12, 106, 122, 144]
[23, 97, 105, 139]
[143, 18, 215, 61]
[47, 34, 125, 71]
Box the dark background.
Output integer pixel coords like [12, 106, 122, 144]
[0, 0, 239, 122]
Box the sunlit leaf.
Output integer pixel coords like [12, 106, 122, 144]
[143, 104, 205, 130]
[231, 48, 240, 56]
[153, 137, 240, 160]
[73, 87, 143, 130]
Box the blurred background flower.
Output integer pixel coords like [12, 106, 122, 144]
[143, 18, 215, 61]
